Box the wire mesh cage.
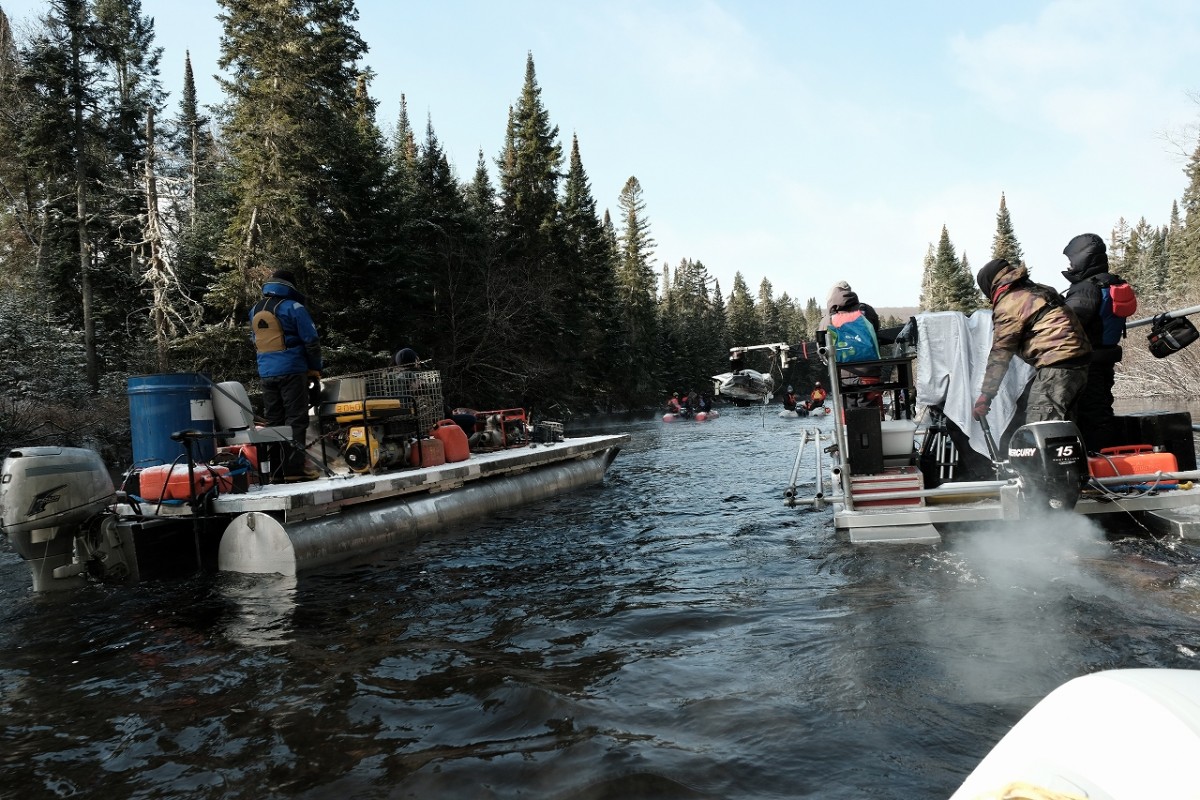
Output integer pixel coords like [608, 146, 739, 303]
[330, 367, 444, 433]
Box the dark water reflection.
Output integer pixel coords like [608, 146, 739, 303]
[3, 407, 1200, 799]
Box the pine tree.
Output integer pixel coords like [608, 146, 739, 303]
[1166, 198, 1186, 303]
[924, 226, 973, 312]
[19, 0, 107, 388]
[558, 132, 619, 403]
[726, 272, 759, 348]
[212, 0, 387, 341]
[918, 243, 935, 311]
[757, 277, 779, 344]
[495, 52, 566, 402]
[615, 175, 659, 403]
[990, 192, 1024, 268]
[1108, 217, 1131, 275]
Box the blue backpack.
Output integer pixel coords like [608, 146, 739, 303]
[831, 310, 880, 363]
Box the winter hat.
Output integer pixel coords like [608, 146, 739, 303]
[827, 280, 859, 313]
[976, 258, 1010, 299]
[1061, 233, 1108, 282]
[394, 347, 420, 368]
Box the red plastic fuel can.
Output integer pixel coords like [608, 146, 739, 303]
[431, 419, 470, 463]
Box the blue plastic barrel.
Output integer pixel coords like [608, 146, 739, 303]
[127, 374, 216, 467]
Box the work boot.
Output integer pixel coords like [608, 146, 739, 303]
[283, 448, 321, 482]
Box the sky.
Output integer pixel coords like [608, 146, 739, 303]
[4, 0, 1200, 307]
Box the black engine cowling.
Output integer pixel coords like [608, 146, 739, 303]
[1005, 421, 1088, 512]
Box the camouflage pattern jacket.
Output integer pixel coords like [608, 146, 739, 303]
[979, 263, 1090, 398]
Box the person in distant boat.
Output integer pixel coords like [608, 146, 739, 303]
[972, 258, 1091, 425]
[820, 281, 882, 411]
[666, 392, 683, 414]
[783, 385, 798, 411]
[696, 392, 712, 413]
[806, 381, 827, 411]
[250, 269, 323, 480]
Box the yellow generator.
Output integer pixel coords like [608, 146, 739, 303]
[318, 368, 444, 473]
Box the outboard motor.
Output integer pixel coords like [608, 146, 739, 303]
[0, 446, 118, 591]
[1005, 421, 1088, 512]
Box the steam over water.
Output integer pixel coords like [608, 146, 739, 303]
[2, 409, 1199, 798]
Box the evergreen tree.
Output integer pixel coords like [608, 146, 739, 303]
[1166, 198, 1186, 303]
[990, 192, 1024, 268]
[18, 0, 109, 388]
[803, 297, 822, 339]
[1142, 225, 1168, 302]
[615, 175, 658, 403]
[0, 6, 36, 292]
[924, 226, 974, 311]
[726, 272, 759, 349]
[1108, 217, 1131, 275]
[495, 52, 565, 403]
[1124, 217, 1152, 288]
[756, 277, 779, 343]
[918, 243, 935, 311]
[212, 0, 389, 364]
[558, 132, 619, 404]
[169, 51, 225, 323]
[956, 252, 981, 310]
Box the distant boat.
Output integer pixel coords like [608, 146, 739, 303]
[711, 369, 775, 405]
[713, 342, 790, 406]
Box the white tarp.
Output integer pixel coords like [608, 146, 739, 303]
[915, 311, 1034, 460]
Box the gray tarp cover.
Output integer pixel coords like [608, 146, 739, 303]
[915, 311, 1034, 460]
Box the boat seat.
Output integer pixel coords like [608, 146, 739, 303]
[212, 381, 296, 445]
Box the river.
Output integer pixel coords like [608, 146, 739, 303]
[2, 407, 1200, 799]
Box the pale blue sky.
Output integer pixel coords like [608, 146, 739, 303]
[5, 0, 1200, 307]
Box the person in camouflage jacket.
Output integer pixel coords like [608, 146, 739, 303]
[973, 258, 1091, 425]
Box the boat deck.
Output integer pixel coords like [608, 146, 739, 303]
[135, 434, 629, 523]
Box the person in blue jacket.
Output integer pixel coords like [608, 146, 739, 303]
[249, 269, 323, 478]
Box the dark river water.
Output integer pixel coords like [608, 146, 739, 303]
[3, 408, 1200, 799]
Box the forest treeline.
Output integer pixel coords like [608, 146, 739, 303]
[2, 0, 1199, 457]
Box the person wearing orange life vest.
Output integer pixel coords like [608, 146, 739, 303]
[783, 385, 798, 411]
[666, 392, 683, 414]
[807, 381, 827, 410]
[250, 269, 323, 479]
[820, 281, 882, 410]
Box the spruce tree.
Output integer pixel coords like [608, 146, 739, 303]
[615, 175, 658, 402]
[1108, 217, 1130, 275]
[725, 272, 759, 350]
[212, 0, 387, 350]
[924, 226, 967, 311]
[918, 243, 935, 311]
[19, 0, 108, 388]
[495, 52, 566, 403]
[990, 192, 1024, 268]
[1166, 198, 1187, 303]
[557, 132, 618, 403]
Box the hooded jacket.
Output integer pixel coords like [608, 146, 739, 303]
[821, 281, 880, 331]
[250, 278, 323, 378]
[1061, 233, 1123, 362]
[976, 259, 1090, 398]
[821, 280, 881, 367]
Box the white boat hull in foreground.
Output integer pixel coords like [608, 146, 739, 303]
[952, 669, 1200, 800]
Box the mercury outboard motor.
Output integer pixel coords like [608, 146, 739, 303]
[1005, 421, 1088, 511]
